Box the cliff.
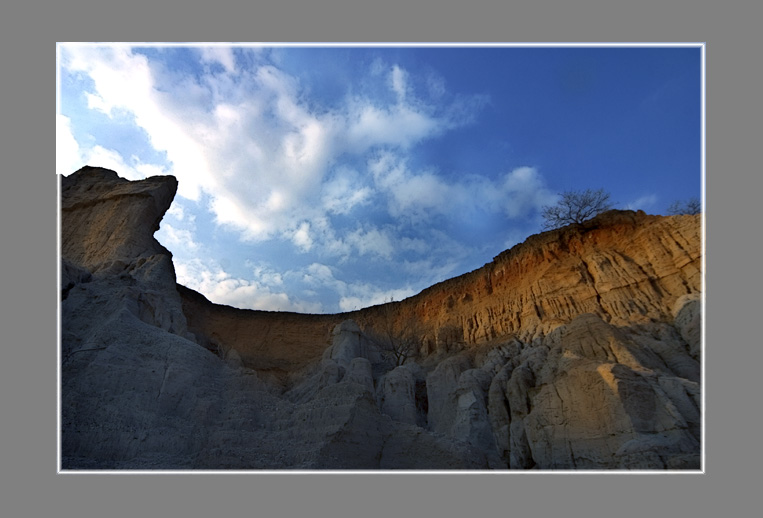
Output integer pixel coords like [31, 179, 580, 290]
[60, 167, 702, 470]
[180, 209, 701, 381]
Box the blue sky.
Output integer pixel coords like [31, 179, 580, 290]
[57, 44, 702, 314]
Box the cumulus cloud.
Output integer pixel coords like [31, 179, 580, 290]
[300, 262, 417, 312]
[176, 258, 322, 313]
[57, 113, 172, 181]
[368, 152, 555, 224]
[156, 223, 200, 252]
[61, 45, 212, 200]
[321, 167, 373, 215]
[59, 44, 555, 313]
[166, 203, 194, 223]
[292, 222, 314, 252]
[60, 44, 490, 253]
[346, 226, 395, 260]
[496, 167, 559, 219]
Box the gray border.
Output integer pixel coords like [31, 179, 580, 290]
[3, 0, 759, 516]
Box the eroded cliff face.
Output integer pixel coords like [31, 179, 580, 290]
[61, 168, 702, 470]
[61, 166, 189, 337]
[394, 209, 701, 345]
[181, 210, 701, 380]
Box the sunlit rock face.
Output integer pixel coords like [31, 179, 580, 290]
[61, 166, 189, 336]
[61, 168, 702, 470]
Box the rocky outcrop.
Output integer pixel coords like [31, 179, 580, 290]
[498, 313, 701, 469]
[379, 209, 701, 347]
[61, 167, 702, 470]
[61, 166, 189, 336]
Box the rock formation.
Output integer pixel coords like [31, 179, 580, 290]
[60, 166, 702, 470]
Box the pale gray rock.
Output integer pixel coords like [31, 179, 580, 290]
[61, 301, 270, 468]
[224, 347, 244, 369]
[673, 294, 702, 361]
[425, 354, 472, 435]
[624, 323, 700, 382]
[288, 320, 381, 404]
[342, 357, 375, 395]
[507, 362, 537, 469]
[487, 362, 514, 465]
[475, 339, 522, 375]
[322, 319, 381, 365]
[378, 425, 492, 470]
[61, 166, 190, 338]
[285, 359, 346, 404]
[377, 365, 418, 425]
[451, 369, 504, 467]
[502, 313, 701, 469]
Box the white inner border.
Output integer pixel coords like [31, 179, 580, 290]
[56, 41, 706, 475]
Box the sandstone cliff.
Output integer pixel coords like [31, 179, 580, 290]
[60, 167, 702, 470]
[180, 209, 701, 382]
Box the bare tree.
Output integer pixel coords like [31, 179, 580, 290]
[541, 188, 613, 230]
[667, 197, 701, 215]
[367, 298, 422, 367]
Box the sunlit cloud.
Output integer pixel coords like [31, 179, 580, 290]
[346, 226, 395, 260]
[368, 152, 555, 224]
[60, 44, 492, 256]
[156, 223, 200, 252]
[300, 262, 417, 312]
[176, 258, 323, 313]
[62, 45, 212, 200]
[58, 44, 696, 314]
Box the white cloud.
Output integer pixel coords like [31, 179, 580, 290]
[248, 263, 284, 287]
[61, 44, 489, 255]
[199, 46, 237, 74]
[56, 114, 81, 175]
[496, 167, 558, 219]
[346, 226, 395, 260]
[176, 258, 322, 313]
[321, 167, 372, 215]
[390, 65, 408, 102]
[292, 222, 314, 252]
[338, 286, 417, 312]
[60, 45, 549, 314]
[299, 262, 417, 312]
[166, 202, 195, 223]
[368, 151, 449, 221]
[625, 194, 658, 211]
[344, 100, 439, 152]
[84, 147, 157, 181]
[56, 115, 171, 182]
[62, 45, 212, 200]
[303, 262, 337, 286]
[156, 223, 200, 252]
[368, 152, 555, 224]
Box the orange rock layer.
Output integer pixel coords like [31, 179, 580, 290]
[179, 210, 702, 378]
